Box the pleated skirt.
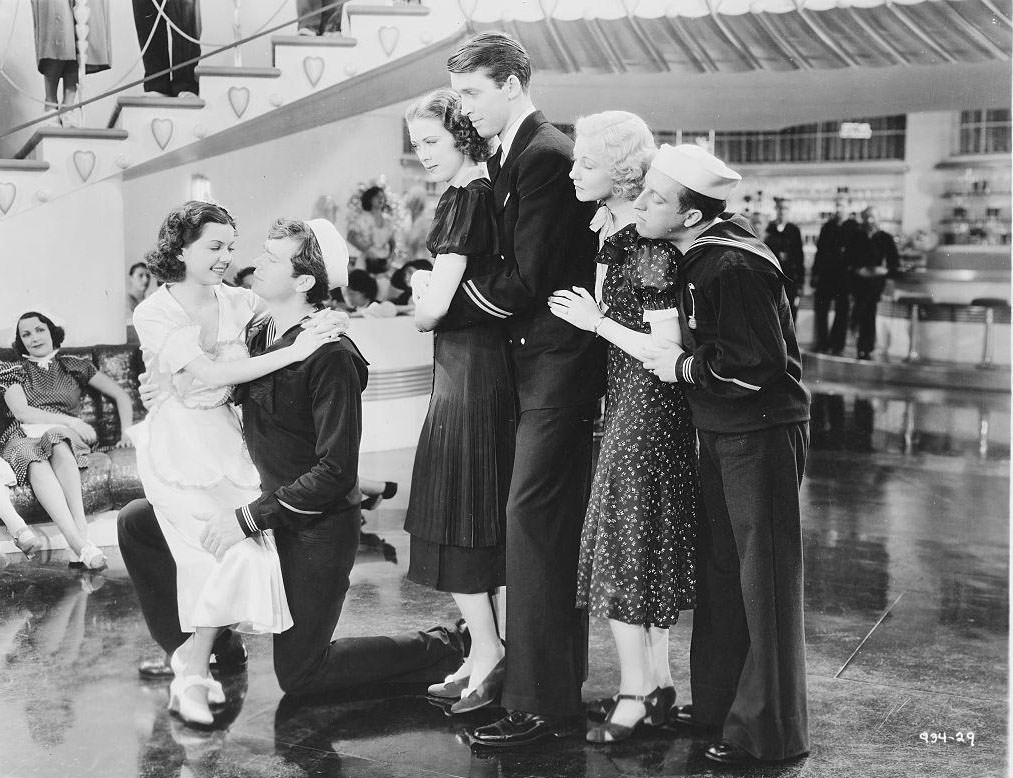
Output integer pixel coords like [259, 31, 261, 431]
[404, 322, 515, 593]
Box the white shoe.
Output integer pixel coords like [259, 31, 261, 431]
[60, 108, 83, 128]
[79, 544, 107, 570]
[168, 675, 215, 726]
[170, 643, 226, 706]
[176, 91, 199, 100]
[297, 26, 317, 36]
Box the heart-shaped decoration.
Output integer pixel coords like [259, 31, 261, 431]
[0, 182, 15, 215]
[151, 118, 174, 150]
[73, 149, 96, 181]
[228, 86, 250, 118]
[457, 0, 478, 18]
[378, 26, 400, 58]
[303, 56, 324, 87]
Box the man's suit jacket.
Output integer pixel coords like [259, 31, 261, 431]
[439, 111, 604, 412]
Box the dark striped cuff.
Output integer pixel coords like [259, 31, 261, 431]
[676, 352, 696, 384]
[235, 504, 259, 537]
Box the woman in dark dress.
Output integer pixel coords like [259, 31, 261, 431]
[403, 89, 514, 713]
[550, 112, 698, 743]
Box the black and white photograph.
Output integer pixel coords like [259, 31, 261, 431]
[0, 1, 1008, 776]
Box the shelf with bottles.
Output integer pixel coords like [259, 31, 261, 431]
[933, 163, 1012, 247]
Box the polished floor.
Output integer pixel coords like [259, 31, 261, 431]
[0, 382, 1007, 778]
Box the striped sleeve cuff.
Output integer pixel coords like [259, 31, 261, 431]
[462, 280, 512, 320]
[235, 504, 259, 537]
[676, 352, 696, 385]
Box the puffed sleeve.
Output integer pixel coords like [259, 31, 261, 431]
[0, 361, 26, 390]
[134, 307, 204, 374]
[426, 180, 499, 257]
[60, 355, 98, 386]
[634, 240, 680, 323]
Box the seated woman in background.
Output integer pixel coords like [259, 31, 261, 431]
[0, 311, 137, 569]
[0, 456, 45, 559]
[387, 259, 433, 306]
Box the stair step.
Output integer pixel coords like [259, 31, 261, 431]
[271, 34, 358, 48]
[15, 127, 128, 160]
[107, 95, 206, 129]
[195, 65, 282, 78]
[345, 4, 431, 16]
[0, 159, 50, 172]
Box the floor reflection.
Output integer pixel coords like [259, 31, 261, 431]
[809, 382, 1010, 460]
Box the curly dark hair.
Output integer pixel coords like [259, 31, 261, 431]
[404, 88, 492, 164]
[265, 218, 329, 304]
[361, 186, 387, 213]
[12, 311, 65, 355]
[145, 201, 237, 283]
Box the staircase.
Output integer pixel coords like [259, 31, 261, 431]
[0, 3, 465, 221]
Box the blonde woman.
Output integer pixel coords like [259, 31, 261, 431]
[550, 111, 698, 743]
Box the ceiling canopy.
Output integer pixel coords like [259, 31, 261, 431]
[463, 0, 1010, 75]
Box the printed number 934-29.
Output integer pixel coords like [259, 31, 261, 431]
[919, 731, 975, 746]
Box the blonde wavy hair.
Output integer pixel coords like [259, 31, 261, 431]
[574, 111, 656, 201]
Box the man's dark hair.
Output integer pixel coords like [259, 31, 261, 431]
[347, 269, 378, 302]
[677, 186, 726, 222]
[128, 261, 148, 276]
[361, 186, 385, 212]
[12, 311, 65, 355]
[266, 219, 329, 304]
[447, 31, 531, 90]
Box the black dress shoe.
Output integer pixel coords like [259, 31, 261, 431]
[470, 711, 580, 748]
[670, 704, 718, 731]
[704, 739, 754, 765]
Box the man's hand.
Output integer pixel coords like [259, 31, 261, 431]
[641, 344, 685, 383]
[199, 510, 247, 561]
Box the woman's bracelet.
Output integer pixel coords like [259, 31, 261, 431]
[592, 314, 608, 336]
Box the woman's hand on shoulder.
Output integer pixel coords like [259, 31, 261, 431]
[291, 327, 335, 360]
[302, 307, 350, 338]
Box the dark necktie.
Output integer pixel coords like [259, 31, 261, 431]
[487, 147, 502, 182]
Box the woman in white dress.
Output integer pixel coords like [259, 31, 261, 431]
[131, 201, 337, 727]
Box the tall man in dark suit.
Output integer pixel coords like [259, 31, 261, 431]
[763, 198, 805, 322]
[441, 32, 603, 747]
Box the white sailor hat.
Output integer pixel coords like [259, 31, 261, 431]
[305, 219, 349, 289]
[651, 144, 741, 201]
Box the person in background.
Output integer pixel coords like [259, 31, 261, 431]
[341, 269, 397, 317]
[810, 200, 855, 355]
[0, 456, 45, 559]
[549, 111, 698, 744]
[403, 88, 511, 715]
[130, 0, 201, 98]
[387, 259, 433, 306]
[31, 0, 112, 127]
[128, 262, 153, 313]
[234, 267, 256, 290]
[844, 207, 901, 360]
[1, 311, 137, 570]
[764, 198, 805, 321]
[347, 187, 398, 277]
[402, 187, 434, 264]
[296, 0, 346, 36]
